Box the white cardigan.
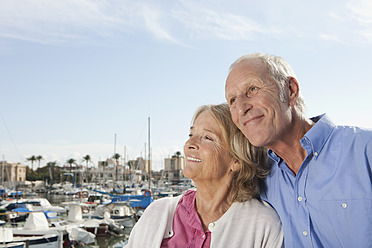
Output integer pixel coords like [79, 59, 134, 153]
[125, 194, 283, 248]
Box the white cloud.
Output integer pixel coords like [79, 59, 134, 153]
[318, 34, 344, 43]
[172, 1, 270, 41]
[0, 0, 179, 44]
[0, 0, 277, 45]
[0, 0, 370, 52]
[345, 0, 372, 41]
[3, 0, 368, 46]
[137, 4, 180, 44]
[347, 0, 372, 24]
[353, 30, 372, 42]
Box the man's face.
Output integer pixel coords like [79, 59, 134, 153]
[225, 59, 292, 148]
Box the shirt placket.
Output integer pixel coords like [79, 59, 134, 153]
[191, 228, 207, 248]
[296, 138, 313, 247]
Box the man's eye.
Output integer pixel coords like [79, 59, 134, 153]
[229, 98, 236, 105]
[205, 136, 214, 141]
[247, 86, 259, 97]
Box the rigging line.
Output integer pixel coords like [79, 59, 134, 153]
[0, 109, 23, 162]
[128, 120, 147, 159]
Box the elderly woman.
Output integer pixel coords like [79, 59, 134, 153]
[125, 103, 283, 248]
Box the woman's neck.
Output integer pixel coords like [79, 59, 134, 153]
[194, 183, 233, 231]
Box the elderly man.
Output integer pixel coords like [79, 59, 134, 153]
[225, 53, 372, 247]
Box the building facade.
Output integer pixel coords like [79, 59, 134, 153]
[128, 157, 150, 173]
[96, 159, 125, 182]
[0, 161, 27, 183]
[162, 155, 185, 181]
[164, 155, 185, 171]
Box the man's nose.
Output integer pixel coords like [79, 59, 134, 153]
[236, 95, 252, 116]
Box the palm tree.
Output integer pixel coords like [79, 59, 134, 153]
[82, 155, 91, 167]
[112, 153, 121, 182]
[82, 155, 92, 183]
[36, 155, 43, 169]
[112, 153, 121, 165]
[175, 151, 182, 157]
[26, 155, 37, 171]
[66, 158, 76, 173]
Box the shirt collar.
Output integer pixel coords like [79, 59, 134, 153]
[268, 114, 335, 161]
[179, 190, 203, 228]
[303, 113, 335, 158]
[267, 149, 280, 163]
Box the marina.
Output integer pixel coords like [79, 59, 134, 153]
[1, 191, 133, 247]
[0, 121, 193, 247]
[0, 176, 195, 248]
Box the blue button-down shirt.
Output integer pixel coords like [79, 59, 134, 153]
[261, 114, 372, 248]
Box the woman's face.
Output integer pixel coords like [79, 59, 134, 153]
[183, 110, 236, 184]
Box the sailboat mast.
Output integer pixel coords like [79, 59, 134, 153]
[144, 143, 147, 182]
[114, 133, 117, 154]
[148, 117, 151, 191]
[123, 146, 126, 183]
[2, 155, 4, 185]
[114, 133, 117, 183]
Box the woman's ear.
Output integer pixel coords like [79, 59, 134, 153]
[230, 159, 242, 172]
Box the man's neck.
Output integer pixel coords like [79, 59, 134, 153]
[269, 117, 315, 175]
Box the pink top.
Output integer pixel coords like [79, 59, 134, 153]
[160, 190, 211, 248]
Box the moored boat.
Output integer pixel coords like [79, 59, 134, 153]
[1, 227, 61, 248]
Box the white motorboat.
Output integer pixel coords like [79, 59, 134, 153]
[11, 210, 95, 247]
[0, 198, 65, 214]
[1, 227, 61, 248]
[0, 242, 25, 248]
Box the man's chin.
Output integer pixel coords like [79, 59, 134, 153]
[244, 134, 266, 147]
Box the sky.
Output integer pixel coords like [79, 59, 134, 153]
[1, 0, 372, 171]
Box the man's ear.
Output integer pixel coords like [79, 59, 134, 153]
[230, 159, 242, 172]
[288, 77, 300, 107]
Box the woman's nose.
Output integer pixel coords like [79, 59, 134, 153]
[185, 137, 198, 150]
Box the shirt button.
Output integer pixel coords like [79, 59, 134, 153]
[314, 152, 318, 156]
[202, 234, 205, 239]
[303, 231, 308, 236]
[297, 196, 303, 202]
[342, 203, 347, 208]
[208, 223, 215, 230]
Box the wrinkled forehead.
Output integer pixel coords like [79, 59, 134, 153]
[227, 58, 267, 81]
[225, 59, 268, 94]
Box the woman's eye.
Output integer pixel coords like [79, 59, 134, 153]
[205, 136, 214, 141]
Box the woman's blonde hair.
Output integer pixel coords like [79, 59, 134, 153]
[192, 103, 268, 201]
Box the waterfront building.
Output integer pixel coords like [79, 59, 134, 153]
[162, 154, 185, 182]
[127, 157, 150, 174]
[164, 154, 185, 171]
[96, 159, 125, 182]
[0, 160, 27, 184]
